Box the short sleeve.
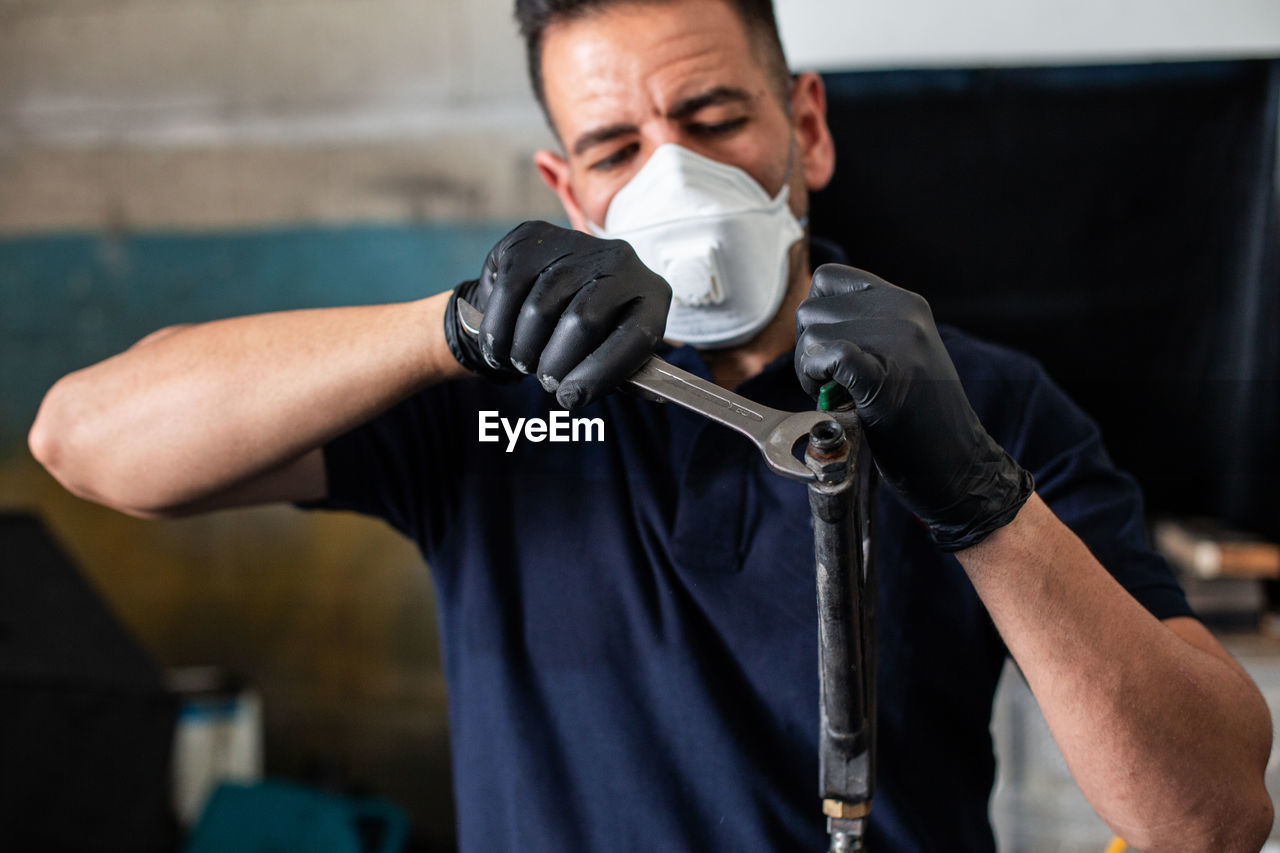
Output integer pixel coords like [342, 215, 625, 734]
[944, 328, 1194, 622]
[1007, 362, 1195, 621]
[295, 381, 466, 556]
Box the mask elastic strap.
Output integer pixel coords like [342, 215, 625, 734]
[775, 133, 798, 204]
[779, 135, 808, 233]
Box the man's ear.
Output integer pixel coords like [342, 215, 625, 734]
[533, 149, 591, 232]
[790, 71, 836, 192]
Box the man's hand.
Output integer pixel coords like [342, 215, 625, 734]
[444, 220, 671, 409]
[794, 263, 1033, 550]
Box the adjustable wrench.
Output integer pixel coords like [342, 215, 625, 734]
[455, 297, 834, 481]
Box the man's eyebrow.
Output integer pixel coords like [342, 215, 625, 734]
[568, 87, 754, 157]
[572, 123, 639, 157]
[666, 86, 753, 122]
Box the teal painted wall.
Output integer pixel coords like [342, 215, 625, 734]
[1, 222, 518, 448]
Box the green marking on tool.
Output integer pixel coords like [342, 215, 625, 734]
[819, 379, 839, 409]
[818, 381, 851, 412]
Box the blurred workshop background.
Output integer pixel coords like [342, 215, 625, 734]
[2, 1, 1280, 851]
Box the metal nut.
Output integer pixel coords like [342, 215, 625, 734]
[807, 455, 849, 484]
[823, 799, 871, 819]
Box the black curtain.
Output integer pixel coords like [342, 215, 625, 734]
[812, 59, 1280, 538]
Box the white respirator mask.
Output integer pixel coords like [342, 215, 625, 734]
[588, 143, 805, 348]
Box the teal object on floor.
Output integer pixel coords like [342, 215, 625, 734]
[183, 781, 408, 853]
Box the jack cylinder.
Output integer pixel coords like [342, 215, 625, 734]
[806, 411, 878, 852]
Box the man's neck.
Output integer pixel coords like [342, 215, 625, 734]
[701, 268, 812, 388]
[695, 239, 811, 389]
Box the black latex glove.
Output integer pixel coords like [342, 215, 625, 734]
[444, 220, 672, 409]
[795, 264, 1034, 551]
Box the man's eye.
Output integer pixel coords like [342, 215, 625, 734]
[589, 143, 639, 172]
[689, 117, 748, 137]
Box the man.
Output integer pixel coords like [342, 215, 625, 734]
[28, 0, 1273, 850]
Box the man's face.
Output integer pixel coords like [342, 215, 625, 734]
[533, 0, 833, 233]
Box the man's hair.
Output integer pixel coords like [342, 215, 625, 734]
[514, 0, 791, 122]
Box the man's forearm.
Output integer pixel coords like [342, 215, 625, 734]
[959, 494, 1273, 851]
[29, 290, 468, 515]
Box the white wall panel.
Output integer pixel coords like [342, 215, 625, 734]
[777, 0, 1280, 70]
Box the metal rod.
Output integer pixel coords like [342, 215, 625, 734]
[806, 409, 878, 852]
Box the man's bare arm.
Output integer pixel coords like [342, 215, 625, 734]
[29, 290, 467, 518]
[960, 494, 1273, 852]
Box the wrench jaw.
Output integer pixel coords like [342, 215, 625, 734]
[764, 411, 840, 482]
[457, 297, 483, 337]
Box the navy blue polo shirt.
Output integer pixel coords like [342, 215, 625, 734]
[304, 308, 1191, 852]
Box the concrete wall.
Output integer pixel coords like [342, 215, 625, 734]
[6, 1, 1278, 236]
[0, 0, 557, 235]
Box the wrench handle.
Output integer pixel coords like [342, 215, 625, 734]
[627, 358, 773, 431]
